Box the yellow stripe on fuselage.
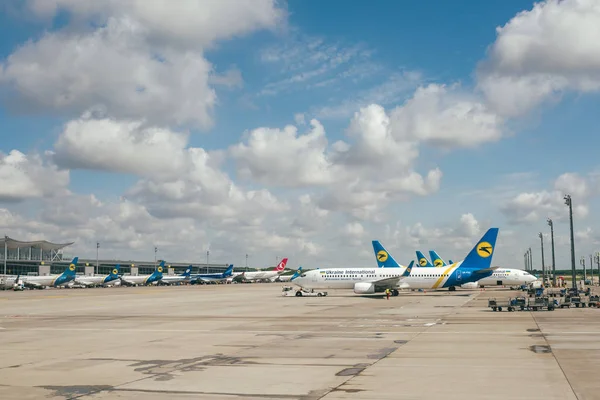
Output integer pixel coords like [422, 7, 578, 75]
[432, 265, 455, 289]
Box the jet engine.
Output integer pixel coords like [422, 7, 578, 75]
[354, 282, 375, 294]
[461, 282, 479, 289]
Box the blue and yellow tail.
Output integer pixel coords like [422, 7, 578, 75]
[429, 250, 447, 267]
[150, 261, 165, 279]
[416, 251, 433, 267]
[290, 266, 303, 281]
[109, 265, 120, 278]
[461, 228, 499, 271]
[181, 266, 192, 277]
[61, 257, 79, 278]
[402, 261, 414, 277]
[372, 241, 401, 268]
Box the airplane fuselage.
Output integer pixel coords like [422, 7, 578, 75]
[293, 263, 493, 292]
[22, 274, 74, 288]
[75, 275, 119, 287]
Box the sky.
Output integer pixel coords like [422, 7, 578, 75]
[1, 0, 600, 270]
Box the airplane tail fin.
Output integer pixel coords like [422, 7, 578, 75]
[290, 266, 303, 281]
[429, 250, 446, 267]
[63, 257, 79, 278]
[274, 258, 288, 272]
[153, 261, 165, 277]
[222, 265, 234, 277]
[416, 251, 433, 267]
[372, 241, 401, 268]
[449, 260, 454, 264]
[461, 228, 499, 271]
[402, 261, 414, 277]
[181, 266, 192, 277]
[109, 265, 120, 278]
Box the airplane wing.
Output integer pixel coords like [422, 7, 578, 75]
[473, 266, 499, 274]
[366, 261, 414, 288]
[367, 276, 404, 288]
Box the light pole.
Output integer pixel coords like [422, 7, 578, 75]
[245, 253, 248, 272]
[524, 251, 528, 271]
[96, 242, 99, 275]
[206, 250, 209, 273]
[595, 252, 600, 286]
[528, 247, 533, 274]
[564, 194, 577, 290]
[580, 257, 586, 285]
[547, 218, 556, 287]
[590, 254, 594, 286]
[154, 246, 158, 267]
[538, 232, 546, 286]
[3, 235, 8, 275]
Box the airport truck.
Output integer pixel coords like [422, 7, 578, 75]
[282, 286, 327, 297]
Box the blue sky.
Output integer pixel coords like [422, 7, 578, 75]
[1, 0, 599, 270]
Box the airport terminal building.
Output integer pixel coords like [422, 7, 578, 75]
[1, 236, 232, 277]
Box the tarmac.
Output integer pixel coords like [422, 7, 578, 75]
[0, 284, 597, 399]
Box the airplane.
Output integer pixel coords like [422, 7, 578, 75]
[234, 258, 288, 282]
[427, 250, 536, 288]
[191, 265, 234, 284]
[279, 266, 302, 282]
[159, 266, 192, 285]
[292, 228, 500, 295]
[119, 262, 164, 286]
[416, 251, 434, 267]
[18, 257, 79, 289]
[280, 266, 303, 282]
[74, 265, 121, 287]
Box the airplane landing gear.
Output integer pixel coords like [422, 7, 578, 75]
[448, 286, 456, 291]
[392, 289, 399, 296]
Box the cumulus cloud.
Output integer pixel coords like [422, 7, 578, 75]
[0, 150, 69, 202]
[501, 172, 593, 224]
[1, 1, 285, 128]
[230, 119, 336, 187]
[389, 84, 504, 149]
[53, 114, 189, 178]
[26, 0, 285, 49]
[477, 0, 600, 117]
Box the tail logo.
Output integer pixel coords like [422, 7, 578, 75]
[112, 268, 118, 275]
[157, 266, 163, 273]
[377, 250, 388, 262]
[433, 259, 443, 267]
[419, 258, 427, 266]
[69, 264, 76, 271]
[476, 242, 493, 258]
[406, 266, 412, 273]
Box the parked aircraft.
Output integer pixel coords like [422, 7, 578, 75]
[292, 228, 499, 295]
[119, 262, 164, 286]
[20, 257, 79, 289]
[416, 251, 434, 267]
[235, 258, 288, 282]
[75, 265, 121, 287]
[426, 250, 536, 287]
[159, 266, 192, 285]
[191, 265, 234, 284]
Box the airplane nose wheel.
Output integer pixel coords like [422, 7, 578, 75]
[392, 289, 399, 296]
[448, 286, 456, 292]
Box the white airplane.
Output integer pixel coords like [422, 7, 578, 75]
[74, 265, 121, 287]
[191, 265, 234, 284]
[19, 257, 79, 289]
[119, 262, 164, 286]
[159, 266, 192, 285]
[414, 250, 537, 288]
[276, 266, 303, 282]
[235, 258, 288, 282]
[293, 228, 500, 296]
